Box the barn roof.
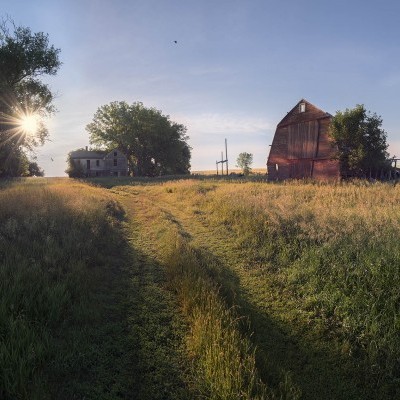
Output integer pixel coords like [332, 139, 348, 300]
[277, 99, 332, 128]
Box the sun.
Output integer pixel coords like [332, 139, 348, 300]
[18, 114, 39, 135]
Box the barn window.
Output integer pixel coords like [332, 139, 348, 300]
[299, 103, 306, 113]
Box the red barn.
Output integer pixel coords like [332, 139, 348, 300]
[267, 99, 339, 180]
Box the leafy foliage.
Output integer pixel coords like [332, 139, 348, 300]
[0, 144, 29, 176]
[28, 161, 44, 176]
[86, 101, 191, 176]
[65, 150, 85, 178]
[329, 105, 389, 177]
[0, 18, 61, 177]
[236, 152, 253, 175]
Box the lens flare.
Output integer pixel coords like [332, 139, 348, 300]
[18, 114, 39, 135]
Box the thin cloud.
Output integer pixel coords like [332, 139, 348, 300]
[180, 113, 272, 135]
[188, 66, 230, 77]
[381, 74, 400, 88]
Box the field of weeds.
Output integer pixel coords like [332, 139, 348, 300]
[0, 179, 135, 399]
[2, 177, 400, 399]
[0, 178, 190, 400]
[110, 178, 400, 399]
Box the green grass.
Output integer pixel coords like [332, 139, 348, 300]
[108, 178, 400, 399]
[87, 171, 267, 189]
[0, 179, 133, 399]
[4, 176, 400, 399]
[161, 231, 272, 399]
[0, 178, 191, 399]
[111, 182, 302, 399]
[193, 180, 400, 398]
[204, 182, 400, 392]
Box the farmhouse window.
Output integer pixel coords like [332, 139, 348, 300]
[114, 159, 118, 166]
[96, 160, 100, 167]
[86, 160, 90, 169]
[114, 152, 117, 157]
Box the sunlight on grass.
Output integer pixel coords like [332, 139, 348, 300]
[4, 177, 400, 399]
[111, 178, 400, 399]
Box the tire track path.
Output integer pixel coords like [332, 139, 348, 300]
[115, 191, 193, 400]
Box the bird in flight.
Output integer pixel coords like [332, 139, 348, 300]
[51, 157, 54, 161]
[173, 40, 177, 44]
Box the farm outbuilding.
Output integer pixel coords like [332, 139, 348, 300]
[267, 99, 339, 180]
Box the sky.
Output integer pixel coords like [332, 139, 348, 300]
[2, 0, 400, 176]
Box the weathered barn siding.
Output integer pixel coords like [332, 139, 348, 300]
[70, 148, 129, 177]
[267, 100, 339, 180]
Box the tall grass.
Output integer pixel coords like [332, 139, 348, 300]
[160, 230, 272, 400]
[183, 180, 400, 396]
[0, 179, 126, 399]
[68, 176, 400, 397]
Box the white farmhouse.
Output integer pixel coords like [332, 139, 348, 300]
[70, 148, 129, 177]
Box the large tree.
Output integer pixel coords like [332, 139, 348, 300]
[86, 101, 191, 176]
[0, 19, 61, 176]
[329, 105, 389, 178]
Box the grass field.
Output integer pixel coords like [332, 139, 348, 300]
[191, 168, 267, 175]
[1, 177, 400, 399]
[0, 179, 191, 399]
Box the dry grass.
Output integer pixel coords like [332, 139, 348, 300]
[161, 231, 272, 400]
[6, 176, 400, 399]
[109, 178, 400, 399]
[0, 178, 132, 399]
[191, 168, 267, 175]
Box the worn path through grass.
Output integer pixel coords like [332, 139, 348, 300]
[112, 182, 374, 400]
[119, 195, 192, 400]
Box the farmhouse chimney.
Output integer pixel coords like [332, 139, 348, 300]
[85, 146, 88, 151]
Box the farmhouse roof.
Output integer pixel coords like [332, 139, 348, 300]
[70, 149, 107, 159]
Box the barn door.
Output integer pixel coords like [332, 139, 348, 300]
[287, 121, 318, 178]
[287, 121, 318, 159]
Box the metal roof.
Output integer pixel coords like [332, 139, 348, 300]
[70, 150, 106, 159]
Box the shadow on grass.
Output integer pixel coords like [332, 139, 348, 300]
[121, 236, 192, 400]
[0, 185, 190, 400]
[183, 244, 382, 400]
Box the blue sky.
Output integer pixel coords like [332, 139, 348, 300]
[3, 0, 400, 176]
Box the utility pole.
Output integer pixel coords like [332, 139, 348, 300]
[225, 138, 228, 175]
[216, 138, 229, 176]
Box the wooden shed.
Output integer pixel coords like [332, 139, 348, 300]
[267, 99, 339, 180]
